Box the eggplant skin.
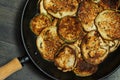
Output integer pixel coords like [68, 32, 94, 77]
[95, 10, 120, 40]
[81, 31, 109, 65]
[36, 26, 63, 61]
[43, 0, 79, 18]
[30, 14, 52, 35]
[77, 0, 103, 32]
[54, 45, 77, 72]
[58, 16, 83, 43]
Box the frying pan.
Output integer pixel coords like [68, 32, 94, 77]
[0, 0, 120, 80]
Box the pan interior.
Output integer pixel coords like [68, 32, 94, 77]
[21, 0, 120, 80]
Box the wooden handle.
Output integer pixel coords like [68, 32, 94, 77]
[0, 58, 22, 80]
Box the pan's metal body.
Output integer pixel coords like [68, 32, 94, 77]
[21, 0, 120, 80]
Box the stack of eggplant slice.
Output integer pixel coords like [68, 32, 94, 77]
[29, 0, 120, 77]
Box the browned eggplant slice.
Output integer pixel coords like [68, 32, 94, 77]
[73, 53, 98, 77]
[30, 14, 52, 35]
[95, 10, 120, 40]
[58, 16, 83, 43]
[43, 0, 79, 18]
[36, 26, 64, 61]
[54, 45, 77, 72]
[81, 31, 109, 65]
[77, 0, 103, 32]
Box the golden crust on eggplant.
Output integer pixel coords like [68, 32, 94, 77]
[54, 45, 77, 72]
[95, 10, 120, 40]
[58, 16, 83, 43]
[44, 0, 79, 18]
[30, 14, 52, 35]
[77, 0, 103, 32]
[73, 53, 98, 77]
[81, 31, 109, 65]
[36, 26, 63, 61]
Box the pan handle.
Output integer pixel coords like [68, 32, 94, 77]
[0, 56, 29, 80]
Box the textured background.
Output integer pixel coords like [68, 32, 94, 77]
[0, 0, 120, 80]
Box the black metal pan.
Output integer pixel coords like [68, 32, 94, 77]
[0, 0, 120, 80]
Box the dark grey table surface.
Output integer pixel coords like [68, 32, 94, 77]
[0, 0, 120, 80]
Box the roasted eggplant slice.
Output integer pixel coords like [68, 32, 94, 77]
[81, 31, 109, 65]
[77, 0, 103, 32]
[73, 53, 98, 77]
[36, 26, 63, 61]
[95, 10, 120, 40]
[58, 16, 83, 43]
[54, 45, 77, 72]
[43, 0, 79, 18]
[30, 14, 52, 35]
